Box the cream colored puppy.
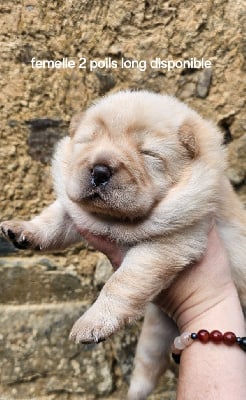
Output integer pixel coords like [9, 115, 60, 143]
[1, 91, 246, 399]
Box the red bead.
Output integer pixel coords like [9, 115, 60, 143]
[210, 330, 223, 343]
[223, 331, 237, 346]
[197, 329, 210, 343]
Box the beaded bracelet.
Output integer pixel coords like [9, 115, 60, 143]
[171, 330, 246, 364]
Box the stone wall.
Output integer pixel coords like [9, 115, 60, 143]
[0, 0, 245, 399]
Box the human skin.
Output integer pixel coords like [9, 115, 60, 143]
[82, 226, 246, 400]
[160, 226, 246, 400]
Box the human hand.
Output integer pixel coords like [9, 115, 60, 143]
[81, 225, 244, 335]
[80, 225, 246, 399]
[156, 225, 246, 400]
[157, 224, 244, 333]
[78, 229, 126, 269]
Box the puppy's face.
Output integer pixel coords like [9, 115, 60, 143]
[65, 92, 198, 221]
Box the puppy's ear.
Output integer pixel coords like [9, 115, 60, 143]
[69, 112, 84, 137]
[178, 119, 199, 158]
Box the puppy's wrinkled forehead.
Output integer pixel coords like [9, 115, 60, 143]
[73, 91, 191, 144]
[76, 110, 147, 145]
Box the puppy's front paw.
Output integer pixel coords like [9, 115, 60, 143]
[0, 221, 40, 250]
[69, 306, 121, 344]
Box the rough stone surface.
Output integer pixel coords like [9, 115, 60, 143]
[227, 135, 246, 189]
[94, 255, 113, 289]
[0, 257, 97, 304]
[0, 0, 245, 399]
[0, 303, 113, 398]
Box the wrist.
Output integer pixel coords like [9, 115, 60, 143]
[177, 282, 245, 335]
[176, 284, 246, 400]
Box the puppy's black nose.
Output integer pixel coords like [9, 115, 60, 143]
[91, 164, 112, 187]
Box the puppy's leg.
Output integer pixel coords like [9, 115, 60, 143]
[69, 228, 205, 343]
[127, 303, 178, 400]
[0, 200, 81, 251]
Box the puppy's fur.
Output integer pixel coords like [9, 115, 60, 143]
[1, 91, 246, 399]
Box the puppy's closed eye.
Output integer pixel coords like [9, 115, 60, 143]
[141, 150, 164, 163]
[141, 150, 165, 174]
[74, 133, 94, 144]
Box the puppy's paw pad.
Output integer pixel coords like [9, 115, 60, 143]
[69, 312, 120, 344]
[0, 222, 39, 250]
[1, 222, 21, 240]
[69, 318, 106, 344]
[16, 232, 33, 249]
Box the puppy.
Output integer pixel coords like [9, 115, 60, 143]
[1, 91, 246, 399]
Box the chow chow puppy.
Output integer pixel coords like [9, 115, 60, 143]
[1, 91, 246, 399]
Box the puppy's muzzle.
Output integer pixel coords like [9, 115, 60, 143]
[91, 164, 112, 187]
